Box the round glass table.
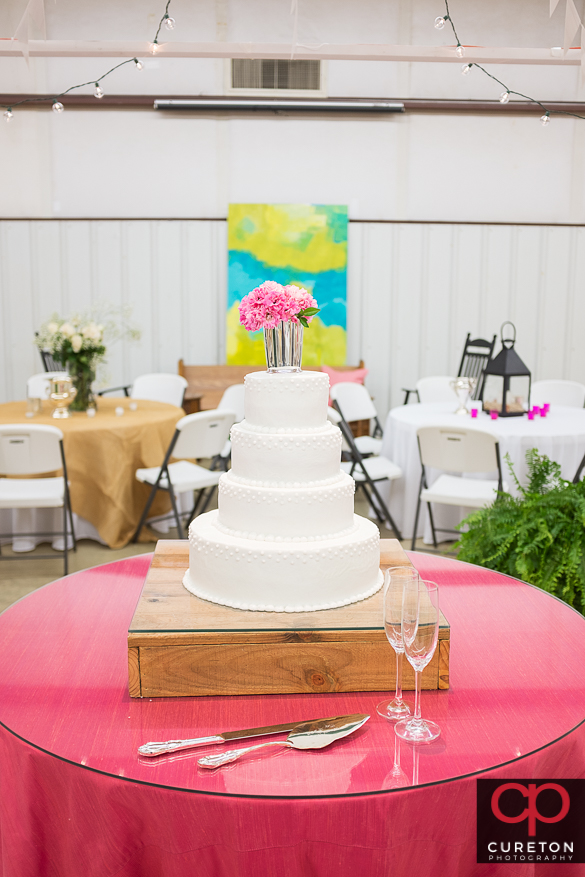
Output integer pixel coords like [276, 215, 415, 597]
[1, 551, 584, 876]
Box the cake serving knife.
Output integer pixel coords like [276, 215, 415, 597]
[138, 713, 367, 757]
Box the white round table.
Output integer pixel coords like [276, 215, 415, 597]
[379, 402, 585, 544]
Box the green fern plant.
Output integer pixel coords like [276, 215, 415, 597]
[454, 449, 585, 613]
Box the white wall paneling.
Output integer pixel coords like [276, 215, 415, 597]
[1, 219, 584, 419]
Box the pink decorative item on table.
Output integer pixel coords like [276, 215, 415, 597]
[532, 405, 539, 415]
[470, 408, 478, 418]
[544, 403, 550, 413]
[490, 410, 498, 420]
[527, 410, 535, 421]
[540, 407, 547, 418]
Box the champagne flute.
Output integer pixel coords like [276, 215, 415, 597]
[376, 567, 417, 721]
[395, 579, 441, 743]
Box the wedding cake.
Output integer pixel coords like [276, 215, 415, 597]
[183, 370, 383, 612]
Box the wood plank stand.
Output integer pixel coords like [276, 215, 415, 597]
[128, 539, 450, 698]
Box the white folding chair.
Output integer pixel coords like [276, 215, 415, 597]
[337, 419, 403, 539]
[531, 380, 585, 409]
[415, 376, 457, 404]
[412, 426, 506, 549]
[0, 424, 76, 575]
[99, 373, 188, 408]
[330, 382, 384, 456]
[27, 371, 69, 400]
[132, 409, 237, 541]
[216, 384, 246, 464]
[131, 374, 188, 407]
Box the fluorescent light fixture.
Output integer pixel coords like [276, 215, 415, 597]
[154, 98, 405, 113]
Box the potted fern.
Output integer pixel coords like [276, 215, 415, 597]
[455, 450, 585, 613]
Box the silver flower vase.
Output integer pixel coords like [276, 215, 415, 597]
[263, 320, 303, 372]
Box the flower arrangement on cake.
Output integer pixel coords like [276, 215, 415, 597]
[238, 282, 319, 371]
[35, 304, 140, 411]
[238, 281, 319, 330]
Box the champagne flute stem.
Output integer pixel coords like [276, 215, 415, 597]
[413, 668, 422, 721]
[395, 650, 404, 702]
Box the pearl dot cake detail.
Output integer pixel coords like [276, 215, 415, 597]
[183, 370, 383, 612]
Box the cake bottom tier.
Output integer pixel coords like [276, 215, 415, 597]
[184, 510, 383, 612]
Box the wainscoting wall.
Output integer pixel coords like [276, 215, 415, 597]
[1, 218, 584, 419]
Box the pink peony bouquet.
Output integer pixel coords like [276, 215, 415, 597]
[239, 281, 319, 332]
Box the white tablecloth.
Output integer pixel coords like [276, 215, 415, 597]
[379, 403, 585, 544]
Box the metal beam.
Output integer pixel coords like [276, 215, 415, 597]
[0, 40, 581, 65]
[2, 95, 584, 115]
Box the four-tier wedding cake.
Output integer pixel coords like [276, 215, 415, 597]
[183, 369, 383, 612]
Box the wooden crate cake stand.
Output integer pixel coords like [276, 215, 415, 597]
[128, 539, 450, 698]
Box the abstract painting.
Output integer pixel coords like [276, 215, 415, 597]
[226, 203, 348, 366]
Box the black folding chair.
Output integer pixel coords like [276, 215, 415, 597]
[36, 336, 66, 374]
[573, 452, 585, 484]
[457, 333, 497, 400]
[402, 332, 496, 404]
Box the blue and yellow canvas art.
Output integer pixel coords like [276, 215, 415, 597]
[227, 204, 348, 366]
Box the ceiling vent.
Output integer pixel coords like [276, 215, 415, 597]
[231, 59, 321, 92]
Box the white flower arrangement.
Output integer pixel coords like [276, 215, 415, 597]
[35, 303, 141, 371]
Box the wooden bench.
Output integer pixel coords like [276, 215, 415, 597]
[178, 361, 366, 415]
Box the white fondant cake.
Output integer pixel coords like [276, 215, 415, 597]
[183, 370, 382, 611]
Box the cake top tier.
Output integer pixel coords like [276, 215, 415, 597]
[244, 370, 330, 430]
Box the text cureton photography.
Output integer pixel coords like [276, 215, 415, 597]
[477, 779, 585, 864]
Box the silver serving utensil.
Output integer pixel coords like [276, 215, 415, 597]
[197, 713, 369, 769]
[138, 713, 360, 757]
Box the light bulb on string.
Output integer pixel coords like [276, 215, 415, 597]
[134, 58, 144, 70]
[499, 91, 510, 103]
[4, 108, 13, 122]
[434, 16, 447, 29]
[541, 112, 551, 127]
[461, 64, 472, 75]
[94, 83, 104, 99]
[150, 40, 159, 54]
[164, 15, 176, 30]
[455, 45, 465, 58]
[52, 101, 64, 113]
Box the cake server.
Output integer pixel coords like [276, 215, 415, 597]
[138, 713, 367, 757]
[198, 713, 370, 769]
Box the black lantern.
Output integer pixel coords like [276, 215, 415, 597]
[481, 322, 531, 417]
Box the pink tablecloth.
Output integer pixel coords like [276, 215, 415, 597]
[1, 552, 585, 877]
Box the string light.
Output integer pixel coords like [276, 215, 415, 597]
[435, 0, 585, 125]
[1, 2, 174, 119]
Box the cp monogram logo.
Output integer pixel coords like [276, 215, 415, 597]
[491, 783, 571, 836]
